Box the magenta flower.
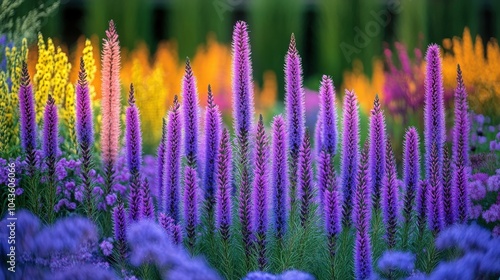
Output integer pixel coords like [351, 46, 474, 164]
[353, 144, 372, 280]
[216, 128, 232, 242]
[402, 127, 420, 226]
[272, 115, 288, 239]
[452, 65, 470, 223]
[369, 95, 386, 208]
[382, 139, 399, 249]
[182, 58, 200, 168]
[298, 131, 313, 227]
[184, 166, 199, 249]
[424, 44, 445, 186]
[18, 62, 37, 172]
[318, 75, 337, 155]
[341, 90, 360, 227]
[166, 96, 182, 222]
[203, 86, 222, 217]
[252, 115, 270, 270]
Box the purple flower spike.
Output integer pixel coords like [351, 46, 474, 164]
[298, 131, 313, 227]
[126, 84, 142, 177]
[369, 95, 386, 209]
[232, 20, 254, 138]
[442, 147, 454, 227]
[18, 62, 37, 171]
[318, 75, 337, 155]
[216, 128, 232, 242]
[285, 34, 305, 205]
[43, 94, 58, 162]
[166, 96, 182, 223]
[382, 139, 399, 249]
[184, 166, 199, 249]
[126, 84, 143, 222]
[341, 89, 360, 227]
[314, 118, 323, 160]
[416, 180, 428, 231]
[252, 115, 270, 270]
[203, 85, 222, 217]
[424, 44, 445, 184]
[402, 127, 420, 226]
[452, 65, 470, 223]
[272, 115, 288, 239]
[182, 58, 200, 168]
[323, 149, 341, 259]
[317, 150, 331, 216]
[427, 144, 443, 234]
[112, 203, 127, 260]
[353, 144, 372, 280]
[75, 58, 94, 148]
[142, 179, 155, 219]
[157, 117, 168, 212]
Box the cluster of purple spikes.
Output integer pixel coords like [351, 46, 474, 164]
[15, 21, 472, 279]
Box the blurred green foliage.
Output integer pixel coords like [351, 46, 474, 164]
[13, 0, 499, 99]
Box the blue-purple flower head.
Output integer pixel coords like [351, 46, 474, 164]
[75, 58, 94, 147]
[318, 75, 337, 155]
[377, 251, 416, 275]
[182, 58, 200, 167]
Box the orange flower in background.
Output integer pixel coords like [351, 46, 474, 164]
[342, 59, 384, 113]
[442, 28, 500, 115]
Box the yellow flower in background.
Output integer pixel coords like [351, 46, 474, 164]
[342, 59, 384, 113]
[442, 27, 500, 115]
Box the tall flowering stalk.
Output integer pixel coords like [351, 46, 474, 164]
[382, 139, 398, 249]
[182, 59, 200, 168]
[166, 96, 182, 223]
[252, 115, 269, 270]
[75, 58, 95, 218]
[318, 75, 337, 155]
[452, 65, 470, 223]
[323, 150, 341, 259]
[232, 20, 254, 266]
[416, 180, 428, 234]
[402, 127, 420, 246]
[203, 86, 221, 222]
[442, 147, 454, 227]
[184, 166, 199, 250]
[19, 62, 37, 174]
[341, 90, 360, 227]
[216, 128, 233, 278]
[43, 94, 58, 223]
[216, 128, 233, 242]
[424, 44, 445, 190]
[157, 117, 168, 212]
[427, 144, 443, 234]
[353, 144, 372, 280]
[369, 95, 386, 209]
[126, 84, 143, 222]
[272, 115, 288, 239]
[112, 203, 127, 262]
[298, 131, 313, 227]
[317, 150, 331, 217]
[101, 20, 121, 197]
[141, 179, 155, 219]
[285, 33, 305, 206]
